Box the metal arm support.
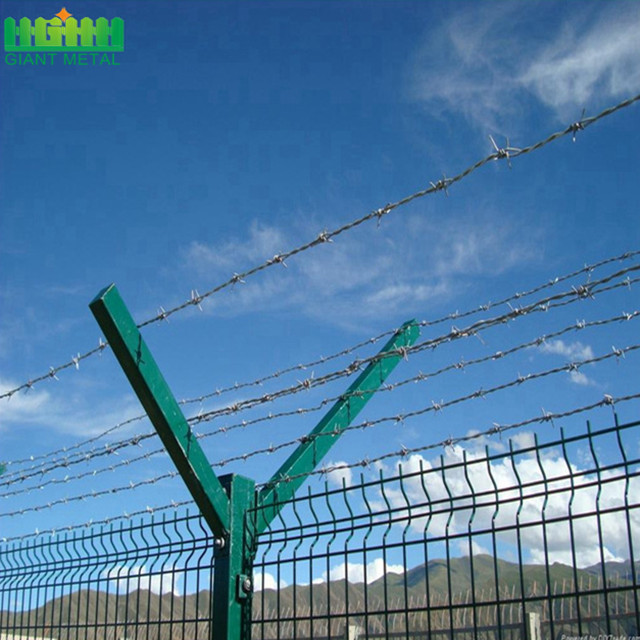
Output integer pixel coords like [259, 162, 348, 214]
[256, 319, 420, 533]
[90, 284, 231, 538]
[90, 283, 418, 640]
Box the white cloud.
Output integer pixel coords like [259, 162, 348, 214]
[185, 220, 286, 273]
[253, 571, 287, 591]
[568, 370, 594, 387]
[104, 565, 181, 595]
[180, 212, 537, 328]
[325, 461, 354, 489]
[321, 558, 404, 585]
[0, 377, 144, 438]
[409, 3, 640, 129]
[538, 340, 596, 386]
[509, 430, 536, 451]
[383, 442, 638, 568]
[539, 339, 594, 361]
[0, 380, 51, 426]
[521, 9, 640, 113]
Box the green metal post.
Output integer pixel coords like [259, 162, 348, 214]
[212, 474, 256, 640]
[89, 284, 230, 538]
[256, 319, 420, 532]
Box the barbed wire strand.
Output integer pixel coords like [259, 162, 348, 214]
[4, 389, 639, 543]
[2, 308, 636, 502]
[2, 264, 637, 485]
[1, 339, 637, 520]
[2, 92, 638, 402]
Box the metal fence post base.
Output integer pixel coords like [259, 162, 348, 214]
[212, 474, 256, 640]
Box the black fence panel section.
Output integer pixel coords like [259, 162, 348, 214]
[250, 416, 640, 639]
[0, 416, 638, 640]
[0, 512, 215, 640]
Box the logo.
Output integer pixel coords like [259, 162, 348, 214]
[4, 7, 124, 65]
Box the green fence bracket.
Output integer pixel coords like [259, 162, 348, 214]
[89, 284, 230, 539]
[256, 319, 420, 533]
[90, 283, 418, 640]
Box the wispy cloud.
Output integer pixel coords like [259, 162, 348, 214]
[538, 339, 597, 386]
[181, 210, 537, 329]
[187, 220, 286, 272]
[409, 3, 640, 131]
[0, 377, 144, 438]
[521, 7, 640, 113]
[539, 339, 594, 361]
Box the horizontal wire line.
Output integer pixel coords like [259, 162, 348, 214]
[2, 91, 638, 402]
[1, 338, 637, 520]
[5, 250, 637, 474]
[2, 263, 637, 486]
[2, 308, 636, 501]
[4, 390, 639, 543]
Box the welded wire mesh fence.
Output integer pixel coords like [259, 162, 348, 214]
[1, 91, 639, 640]
[1, 414, 638, 639]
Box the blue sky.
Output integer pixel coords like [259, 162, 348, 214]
[0, 0, 639, 571]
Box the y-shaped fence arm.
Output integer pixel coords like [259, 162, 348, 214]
[255, 319, 420, 533]
[90, 284, 231, 539]
[90, 283, 419, 640]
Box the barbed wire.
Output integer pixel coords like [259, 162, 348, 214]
[2, 92, 638, 402]
[2, 263, 637, 485]
[1, 337, 636, 520]
[3, 389, 639, 543]
[2, 265, 636, 486]
[189, 265, 640, 424]
[262, 392, 640, 489]
[2, 308, 636, 502]
[5, 250, 638, 476]
[178, 250, 640, 408]
[236, 343, 640, 486]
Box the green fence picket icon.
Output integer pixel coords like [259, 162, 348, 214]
[4, 12, 124, 52]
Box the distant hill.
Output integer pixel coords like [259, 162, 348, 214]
[584, 559, 640, 583]
[1, 555, 637, 639]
